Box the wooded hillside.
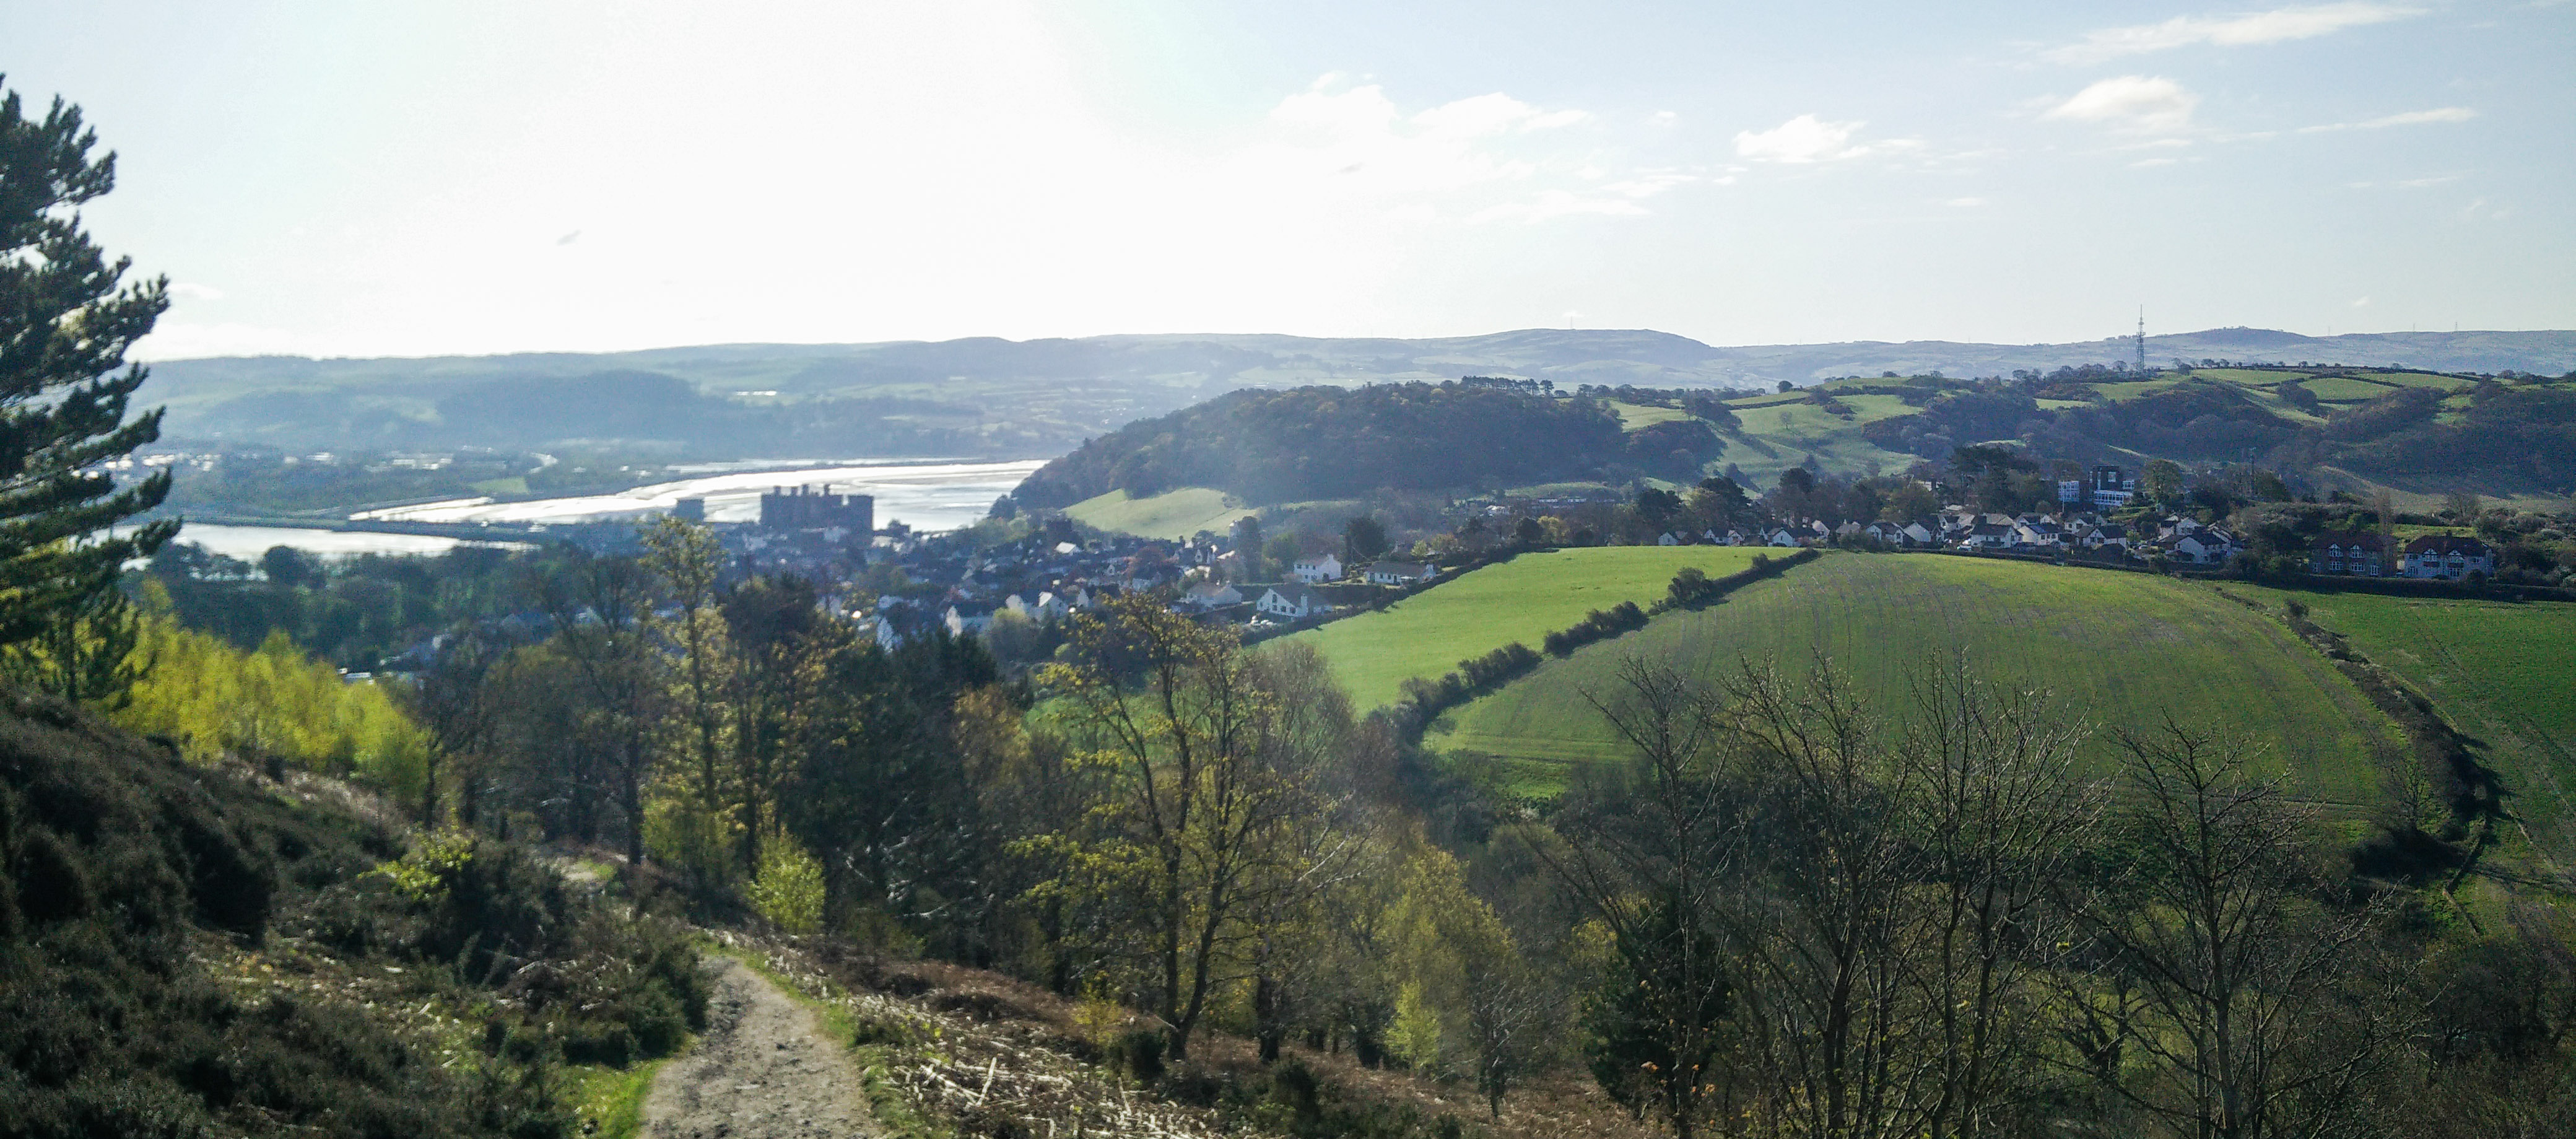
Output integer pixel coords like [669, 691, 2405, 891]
[1014, 382, 1635, 506]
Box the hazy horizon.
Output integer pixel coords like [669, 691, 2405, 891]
[6, 1, 2569, 361]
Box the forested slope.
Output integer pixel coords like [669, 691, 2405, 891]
[1014, 382, 1648, 505]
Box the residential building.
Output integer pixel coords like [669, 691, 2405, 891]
[1256, 585, 1336, 619]
[1290, 554, 1344, 583]
[1179, 581, 1244, 611]
[2401, 535, 2496, 580]
[1366, 561, 1440, 585]
[2309, 535, 2389, 577]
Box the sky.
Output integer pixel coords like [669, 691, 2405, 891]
[3, 0, 2569, 360]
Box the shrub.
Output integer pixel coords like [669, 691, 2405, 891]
[1116, 1028, 1167, 1084]
[747, 833, 826, 935]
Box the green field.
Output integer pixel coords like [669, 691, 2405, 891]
[1710, 399, 1920, 484]
[1436, 554, 2406, 800]
[1063, 486, 1251, 539]
[2234, 587, 2576, 858]
[1608, 401, 1694, 430]
[1281, 546, 1775, 712]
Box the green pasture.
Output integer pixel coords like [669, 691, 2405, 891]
[1435, 553, 2405, 800]
[1609, 401, 1694, 430]
[2356, 371, 2475, 390]
[2084, 378, 2190, 401]
[1714, 400, 1920, 484]
[1063, 486, 1251, 539]
[2235, 587, 2576, 858]
[2299, 374, 2400, 403]
[1280, 546, 1774, 712]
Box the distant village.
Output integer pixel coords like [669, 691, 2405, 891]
[696, 466, 2503, 655]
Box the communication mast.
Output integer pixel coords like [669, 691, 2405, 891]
[2136, 307, 2148, 373]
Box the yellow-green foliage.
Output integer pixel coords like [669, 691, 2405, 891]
[644, 791, 740, 886]
[1380, 842, 1516, 1075]
[1387, 981, 1443, 1070]
[747, 832, 827, 934]
[372, 830, 479, 903]
[112, 612, 431, 793]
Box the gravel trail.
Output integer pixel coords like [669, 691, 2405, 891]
[643, 956, 877, 1139]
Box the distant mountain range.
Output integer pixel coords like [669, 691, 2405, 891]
[142, 327, 2576, 458]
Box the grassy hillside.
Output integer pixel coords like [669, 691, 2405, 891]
[1061, 486, 1251, 539]
[1435, 554, 2405, 800]
[2232, 588, 2576, 857]
[1282, 547, 1773, 711]
[0, 692, 703, 1138]
[1707, 392, 1921, 484]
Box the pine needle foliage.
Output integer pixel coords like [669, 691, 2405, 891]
[0, 78, 176, 648]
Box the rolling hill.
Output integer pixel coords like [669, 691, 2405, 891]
[1426, 552, 2407, 801]
[140, 328, 2574, 460]
[2232, 587, 2576, 860]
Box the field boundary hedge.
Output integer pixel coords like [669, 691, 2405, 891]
[1381, 548, 1819, 743]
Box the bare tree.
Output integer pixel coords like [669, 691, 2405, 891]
[1539, 655, 1742, 1139]
[1895, 657, 2102, 1139]
[1717, 658, 1921, 1139]
[2071, 723, 2404, 1139]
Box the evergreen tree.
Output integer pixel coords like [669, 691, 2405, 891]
[0, 79, 175, 652]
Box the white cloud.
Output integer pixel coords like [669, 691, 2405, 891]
[2045, 2, 2421, 64]
[2398, 175, 2461, 187]
[1236, 76, 1652, 229]
[2043, 76, 2200, 134]
[2352, 295, 2372, 307]
[1734, 114, 1874, 163]
[1408, 91, 1588, 137]
[2300, 105, 2478, 132]
[1601, 172, 1697, 199]
[1467, 190, 1651, 225]
[168, 281, 226, 301]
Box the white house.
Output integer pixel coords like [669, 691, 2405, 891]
[1290, 554, 1344, 583]
[2011, 519, 2062, 548]
[1256, 585, 1336, 619]
[1178, 581, 1244, 611]
[1765, 528, 1801, 547]
[1366, 561, 1440, 586]
[2401, 535, 2495, 580]
[942, 604, 994, 637]
[2161, 528, 2237, 565]
[1861, 521, 1908, 546]
[1004, 591, 1069, 622]
[1656, 531, 1682, 546]
[2075, 521, 2131, 552]
[1899, 520, 1939, 547]
[1962, 523, 2016, 550]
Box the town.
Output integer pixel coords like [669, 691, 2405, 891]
[670, 460, 2518, 673]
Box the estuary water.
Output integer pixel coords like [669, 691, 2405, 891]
[151, 458, 1048, 559]
[352, 459, 1047, 530]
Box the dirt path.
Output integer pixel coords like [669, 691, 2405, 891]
[643, 956, 877, 1139]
